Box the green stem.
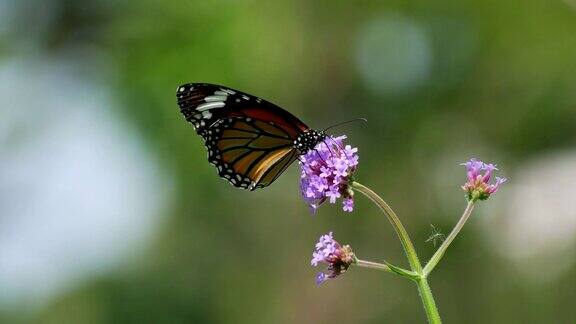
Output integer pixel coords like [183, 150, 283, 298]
[351, 181, 442, 323]
[416, 277, 442, 324]
[423, 201, 475, 276]
[351, 181, 422, 273]
[355, 259, 392, 272]
[356, 259, 420, 281]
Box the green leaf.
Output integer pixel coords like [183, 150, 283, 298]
[384, 261, 421, 281]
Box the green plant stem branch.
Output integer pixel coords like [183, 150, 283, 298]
[355, 259, 420, 281]
[355, 259, 392, 272]
[423, 201, 475, 276]
[351, 181, 442, 324]
[351, 181, 422, 273]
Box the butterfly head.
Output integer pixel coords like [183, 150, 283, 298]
[294, 129, 326, 154]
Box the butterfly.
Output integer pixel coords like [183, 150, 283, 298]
[176, 83, 326, 190]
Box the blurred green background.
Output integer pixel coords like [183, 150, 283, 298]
[1, 0, 576, 323]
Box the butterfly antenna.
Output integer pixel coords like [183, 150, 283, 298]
[322, 117, 367, 133]
[331, 136, 346, 152]
[322, 137, 341, 159]
[314, 148, 328, 164]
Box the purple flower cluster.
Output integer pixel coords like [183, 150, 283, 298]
[299, 135, 359, 213]
[461, 158, 507, 201]
[311, 232, 355, 285]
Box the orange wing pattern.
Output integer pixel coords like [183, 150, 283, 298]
[205, 117, 299, 190]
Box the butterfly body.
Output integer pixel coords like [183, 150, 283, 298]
[177, 83, 325, 190]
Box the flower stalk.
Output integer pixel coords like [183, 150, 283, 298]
[355, 258, 421, 281]
[423, 201, 475, 275]
[350, 181, 422, 273]
[350, 181, 441, 323]
[355, 258, 391, 271]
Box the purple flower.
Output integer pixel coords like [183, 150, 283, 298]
[299, 135, 359, 213]
[342, 198, 354, 212]
[315, 272, 327, 285]
[461, 158, 507, 201]
[311, 232, 355, 285]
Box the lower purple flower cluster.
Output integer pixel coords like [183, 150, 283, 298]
[311, 232, 354, 285]
[299, 135, 359, 213]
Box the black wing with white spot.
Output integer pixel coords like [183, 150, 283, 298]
[176, 83, 239, 135]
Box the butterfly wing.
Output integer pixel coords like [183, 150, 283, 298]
[176, 83, 308, 136]
[206, 117, 300, 190]
[176, 83, 310, 190]
[177, 83, 232, 135]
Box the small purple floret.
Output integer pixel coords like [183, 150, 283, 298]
[299, 135, 359, 213]
[461, 158, 507, 201]
[342, 198, 354, 212]
[315, 272, 327, 285]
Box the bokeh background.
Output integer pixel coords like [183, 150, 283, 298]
[1, 0, 576, 323]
